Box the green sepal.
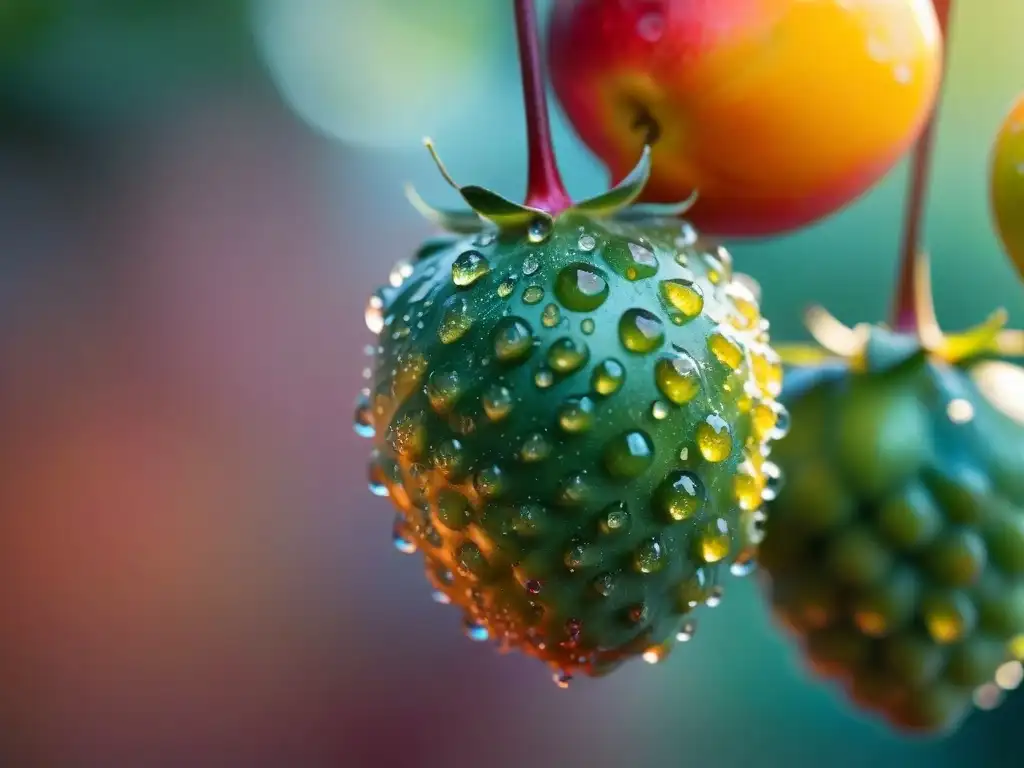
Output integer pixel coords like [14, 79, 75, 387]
[404, 184, 487, 234]
[423, 138, 553, 231]
[614, 190, 700, 222]
[571, 145, 652, 218]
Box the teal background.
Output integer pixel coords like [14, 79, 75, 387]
[0, 2, 1020, 766]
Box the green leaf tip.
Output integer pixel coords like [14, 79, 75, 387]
[404, 183, 487, 235]
[420, 136, 553, 232]
[572, 145, 653, 217]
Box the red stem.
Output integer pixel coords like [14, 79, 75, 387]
[514, 0, 573, 213]
[892, 0, 954, 332]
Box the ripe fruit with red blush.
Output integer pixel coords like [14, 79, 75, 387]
[548, 0, 944, 237]
[990, 92, 1024, 282]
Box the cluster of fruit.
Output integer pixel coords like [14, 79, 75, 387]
[352, 0, 1022, 735]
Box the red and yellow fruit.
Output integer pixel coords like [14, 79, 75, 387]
[548, 0, 943, 236]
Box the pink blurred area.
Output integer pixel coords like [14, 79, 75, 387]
[0, 94, 608, 767]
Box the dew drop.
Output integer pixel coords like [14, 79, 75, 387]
[771, 404, 791, 439]
[464, 619, 490, 642]
[619, 309, 664, 353]
[432, 590, 451, 604]
[547, 337, 589, 373]
[676, 621, 697, 642]
[474, 231, 496, 248]
[634, 536, 667, 573]
[527, 219, 551, 244]
[438, 296, 472, 344]
[436, 488, 471, 531]
[696, 414, 732, 462]
[553, 671, 572, 688]
[651, 401, 670, 420]
[523, 285, 545, 304]
[604, 430, 655, 478]
[367, 456, 389, 497]
[392, 517, 417, 554]
[365, 292, 385, 334]
[353, 390, 375, 437]
[523, 255, 541, 276]
[654, 353, 701, 404]
[431, 438, 465, 476]
[482, 383, 514, 421]
[708, 330, 744, 370]
[730, 554, 758, 578]
[389, 259, 414, 288]
[497, 275, 517, 298]
[525, 579, 543, 595]
[555, 263, 610, 312]
[581, 318, 595, 335]
[600, 502, 630, 534]
[534, 368, 554, 388]
[451, 250, 491, 287]
[541, 302, 562, 328]
[591, 359, 626, 395]
[578, 233, 597, 252]
[659, 278, 704, 323]
[558, 396, 596, 433]
[698, 518, 731, 563]
[657, 471, 705, 521]
[762, 461, 784, 501]
[493, 316, 534, 362]
[426, 369, 462, 414]
[604, 239, 659, 281]
[520, 433, 552, 463]
[474, 465, 505, 499]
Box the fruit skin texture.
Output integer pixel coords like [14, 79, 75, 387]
[548, 0, 943, 237]
[990, 92, 1024, 282]
[761, 339, 1024, 733]
[357, 212, 785, 678]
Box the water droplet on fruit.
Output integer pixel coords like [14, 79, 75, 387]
[457, 541, 489, 577]
[534, 368, 554, 388]
[708, 331, 744, 370]
[523, 285, 545, 304]
[696, 414, 732, 462]
[658, 277, 704, 324]
[493, 316, 534, 362]
[432, 590, 451, 604]
[353, 390, 375, 437]
[676, 621, 697, 642]
[525, 579, 543, 595]
[367, 459, 389, 497]
[464, 619, 489, 642]
[387, 411, 427, 458]
[580, 318, 595, 335]
[497, 275, 517, 298]
[555, 263, 610, 311]
[547, 337, 589, 373]
[619, 309, 664, 354]
[771, 403, 791, 439]
[520, 433, 551, 463]
[558, 472, 590, 506]
[604, 430, 655, 478]
[426, 369, 462, 413]
[658, 471, 705, 521]
[482, 383, 513, 421]
[698, 518, 731, 563]
[389, 259, 414, 288]
[676, 222, 697, 247]
[604, 239, 659, 281]
[558, 396, 596, 433]
[762, 461, 783, 501]
[474, 465, 505, 499]
[578, 233, 597, 252]
[634, 536, 666, 573]
[436, 489, 471, 530]
[392, 517, 417, 554]
[592, 359, 626, 395]
[431, 438, 465, 476]
[705, 585, 725, 607]
[600, 502, 630, 534]
[655, 353, 701, 404]
[438, 296, 472, 344]
[553, 671, 572, 688]
[451, 250, 490, 287]
[365, 292, 385, 334]
[651, 401, 669, 420]
[733, 465, 763, 511]
[725, 282, 760, 330]
[527, 219, 551, 244]
[474, 231, 496, 247]
[730, 555, 758, 578]
[541, 303, 562, 328]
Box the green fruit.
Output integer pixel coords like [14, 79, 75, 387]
[763, 304, 1024, 734]
[354, 145, 786, 682]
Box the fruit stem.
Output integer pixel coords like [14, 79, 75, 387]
[892, 0, 954, 333]
[514, 0, 573, 214]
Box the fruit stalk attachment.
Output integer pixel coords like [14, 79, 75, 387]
[892, 0, 955, 336]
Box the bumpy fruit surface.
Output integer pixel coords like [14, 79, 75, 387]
[990, 91, 1024, 282]
[548, 0, 942, 236]
[356, 210, 787, 679]
[762, 325, 1024, 733]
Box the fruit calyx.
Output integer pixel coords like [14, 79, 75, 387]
[777, 249, 1023, 373]
[404, 0, 698, 239]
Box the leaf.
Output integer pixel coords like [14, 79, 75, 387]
[615, 189, 700, 221]
[404, 184, 486, 234]
[422, 138, 550, 230]
[939, 309, 1009, 362]
[995, 329, 1024, 358]
[774, 344, 844, 367]
[572, 145, 653, 217]
[803, 305, 868, 358]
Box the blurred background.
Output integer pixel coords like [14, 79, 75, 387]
[1, 1, 1022, 766]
